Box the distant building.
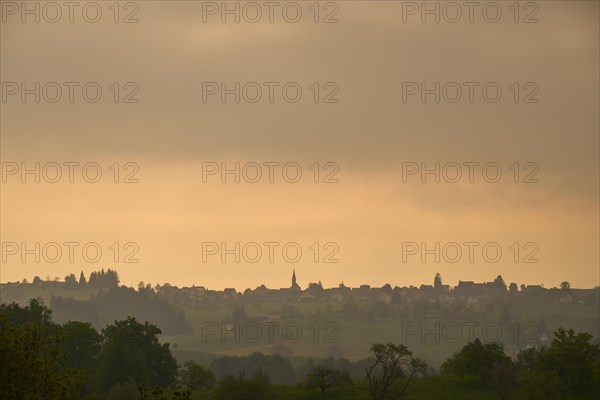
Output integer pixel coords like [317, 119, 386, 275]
[300, 292, 316, 303]
[557, 292, 573, 303]
[291, 269, 301, 291]
[524, 285, 544, 294]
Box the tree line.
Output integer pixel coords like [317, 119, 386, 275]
[51, 285, 193, 335]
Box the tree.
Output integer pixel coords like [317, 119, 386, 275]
[59, 321, 102, 398]
[65, 273, 78, 288]
[106, 269, 120, 286]
[88, 286, 192, 335]
[514, 328, 599, 396]
[516, 346, 546, 372]
[303, 365, 352, 396]
[493, 275, 507, 290]
[441, 338, 513, 384]
[60, 321, 102, 391]
[179, 361, 215, 390]
[89, 269, 119, 289]
[380, 283, 393, 295]
[0, 298, 54, 326]
[366, 343, 427, 400]
[541, 328, 599, 390]
[0, 300, 86, 399]
[560, 281, 570, 290]
[79, 271, 87, 286]
[96, 317, 178, 391]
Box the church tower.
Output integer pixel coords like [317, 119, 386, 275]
[291, 269, 300, 290]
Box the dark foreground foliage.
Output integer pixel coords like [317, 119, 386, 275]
[1, 298, 599, 400]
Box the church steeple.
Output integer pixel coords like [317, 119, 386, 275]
[291, 269, 300, 290]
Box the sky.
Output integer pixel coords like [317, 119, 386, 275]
[1, 0, 598, 290]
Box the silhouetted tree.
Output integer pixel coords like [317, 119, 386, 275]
[96, 317, 177, 391]
[493, 275, 507, 290]
[541, 328, 599, 390]
[366, 343, 427, 400]
[60, 322, 102, 369]
[442, 338, 513, 384]
[0, 300, 86, 399]
[303, 365, 352, 396]
[79, 271, 87, 286]
[65, 273, 78, 288]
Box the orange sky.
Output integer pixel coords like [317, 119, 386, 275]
[1, 1, 598, 290]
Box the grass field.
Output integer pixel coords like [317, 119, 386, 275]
[92, 374, 600, 400]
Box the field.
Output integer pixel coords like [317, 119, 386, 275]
[89, 374, 600, 400]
